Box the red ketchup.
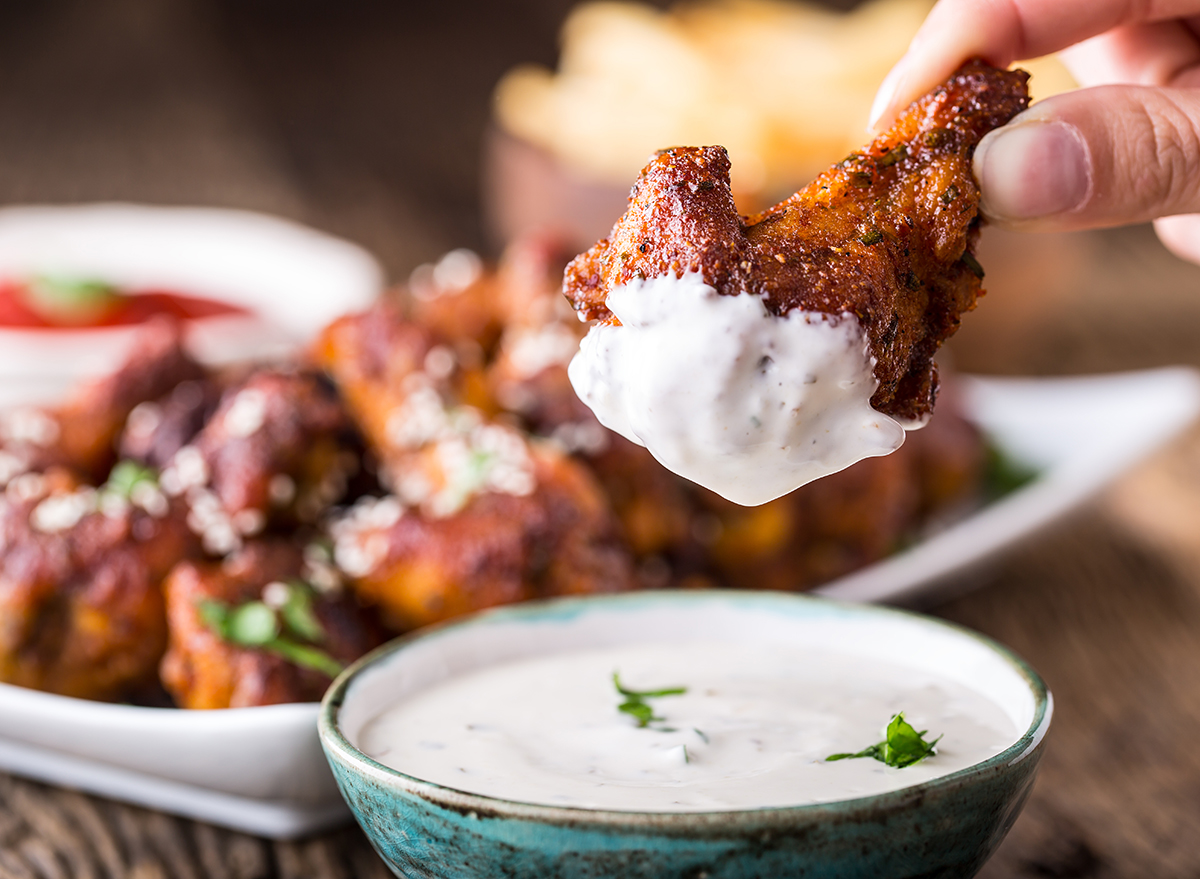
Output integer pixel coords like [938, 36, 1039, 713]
[0, 280, 250, 329]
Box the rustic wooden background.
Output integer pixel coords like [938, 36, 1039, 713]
[3, 1, 1200, 877]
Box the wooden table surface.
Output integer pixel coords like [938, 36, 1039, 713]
[4, 1, 1200, 877]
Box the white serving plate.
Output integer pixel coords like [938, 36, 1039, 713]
[0, 203, 383, 403]
[816, 366, 1200, 603]
[0, 367, 1196, 837]
[0, 702, 342, 838]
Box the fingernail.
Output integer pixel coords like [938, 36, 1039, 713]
[974, 120, 1092, 220]
[868, 61, 906, 133]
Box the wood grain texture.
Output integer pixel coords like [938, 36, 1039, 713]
[0, 773, 390, 879]
[946, 510, 1200, 877]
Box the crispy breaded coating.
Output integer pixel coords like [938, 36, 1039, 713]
[118, 377, 224, 471]
[160, 540, 380, 709]
[0, 470, 193, 700]
[564, 61, 1030, 423]
[194, 369, 358, 522]
[330, 446, 636, 632]
[154, 368, 365, 555]
[317, 300, 638, 631]
[312, 302, 455, 459]
[46, 319, 205, 480]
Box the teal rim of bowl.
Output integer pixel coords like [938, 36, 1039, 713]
[319, 589, 1053, 827]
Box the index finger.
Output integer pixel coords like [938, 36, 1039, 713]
[869, 0, 1200, 132]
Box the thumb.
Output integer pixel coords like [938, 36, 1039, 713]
[973, 84, 1200, 231]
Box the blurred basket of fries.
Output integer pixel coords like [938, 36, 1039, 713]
[486, 0, 1076, 250]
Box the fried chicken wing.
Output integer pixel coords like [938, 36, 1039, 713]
[406, 249, 504, 354]
[155, 368, 364, 555]
[0, 468, 194, 700]
[118, 376, 225, 471]
[316, 301, 637, 631]
[56, 320, 207, 477]
[312, 302, 458, 459]
[565, 60, 1029, 423]
[159, 540, 381, 709]
[408, 239, 581, 359]
[491, 350, 696, 566]
[0, 319, 205, 486]
[329, 444, 636, 632]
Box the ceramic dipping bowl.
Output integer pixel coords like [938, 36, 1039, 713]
[0, 203, 382, 404]
[319, 591, 1052, 879]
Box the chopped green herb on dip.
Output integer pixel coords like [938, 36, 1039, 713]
[612, 672, 686, 729]
[826, 712, 942, 768]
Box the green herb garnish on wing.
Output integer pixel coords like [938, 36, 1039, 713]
[826, 712, 942, 768]
[103, 460, 158, 500]
[198, 581, 345, 678]
[612, 673, 686, 729]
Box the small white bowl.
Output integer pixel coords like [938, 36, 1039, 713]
[0, 203, 383, 403]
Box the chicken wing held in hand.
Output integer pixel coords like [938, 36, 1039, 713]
[565, 61, 1029, 506]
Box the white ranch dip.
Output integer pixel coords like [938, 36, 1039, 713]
[357, 641, 1017, 812]
[567, 272, 907, 506]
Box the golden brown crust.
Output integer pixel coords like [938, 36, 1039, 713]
[311, 302, 450, 461]
[0, 478, 194, 700]
[54, 319, 205, 479]
[564, 60, 1030, 422]
[194, 368, 359, 525]
[339, 447, 636, 632]
[159, 541, 381, 709]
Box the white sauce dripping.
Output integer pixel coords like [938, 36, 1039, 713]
[567, 272, 906, 506]
[358, 641, 1017, 812]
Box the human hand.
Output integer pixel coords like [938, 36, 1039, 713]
[868, 0, 1200, 264]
